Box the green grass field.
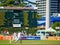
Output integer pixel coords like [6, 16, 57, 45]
[0, 40, 60, 45]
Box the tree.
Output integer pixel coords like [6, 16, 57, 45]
[0, 12, 5, 26]
[23, 11, 29, 27]
[0, 0, 27, 6]
[36, 14, 42, 20]
[18, 0, 21, 3]
[52, 22, 60, 31]
[0, 0, 15, 6]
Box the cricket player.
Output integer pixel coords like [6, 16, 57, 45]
[15, 32, 22, 43]
[13, 32, 17, 41]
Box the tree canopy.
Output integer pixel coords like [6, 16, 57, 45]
[52, 22, 60, 31]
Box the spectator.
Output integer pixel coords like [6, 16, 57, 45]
[6, 30, 9, 36]
[28, 33, 32, 36]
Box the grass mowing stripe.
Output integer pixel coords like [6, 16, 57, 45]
[0, 44, 60, 45]
[0, 40, 60, 45]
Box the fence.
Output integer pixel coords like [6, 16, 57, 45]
[0, 35, 13, 40]
[0, 35, 60, 40]
[47, 36, 60, 40]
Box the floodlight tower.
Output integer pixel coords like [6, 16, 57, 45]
[46, 0, 50, 29]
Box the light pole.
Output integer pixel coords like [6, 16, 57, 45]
[46, 0, 50, 29]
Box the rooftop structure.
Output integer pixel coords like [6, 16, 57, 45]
[0, 7, 36, 10]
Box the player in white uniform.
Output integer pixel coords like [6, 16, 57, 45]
[13, 32, 17, 41]
[15, 32, 22, 43]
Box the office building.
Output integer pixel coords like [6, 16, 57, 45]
[36, 0, 46, 16]
[36, 0, 60, 16]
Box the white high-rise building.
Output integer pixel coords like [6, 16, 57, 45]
[36, 0, 46, 16]
[36, 0, 59, 16]
[36, 0, 60, 29]
[36, 0, 50, 29]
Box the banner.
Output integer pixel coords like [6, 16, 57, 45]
[21, 36, 40, 40]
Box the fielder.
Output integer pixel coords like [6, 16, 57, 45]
[14, 32, 22, 43]
[13, 32, 17, 40]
